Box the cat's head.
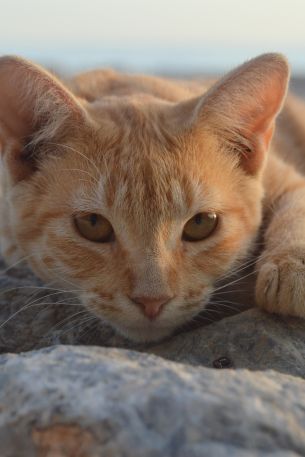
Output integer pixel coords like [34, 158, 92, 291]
[0, 54, 289, 341]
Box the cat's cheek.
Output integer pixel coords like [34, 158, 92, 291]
[26, 256, 66, 287]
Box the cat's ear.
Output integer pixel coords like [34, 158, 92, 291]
[0, 56, 87, 182]
[177, 53, 289, 175]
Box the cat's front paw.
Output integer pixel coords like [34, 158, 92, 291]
[256, 247, 305, 317]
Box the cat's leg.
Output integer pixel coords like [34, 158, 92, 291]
[256, 153, 305, 316]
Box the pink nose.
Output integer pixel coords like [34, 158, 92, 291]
[131, 295, 173, 320]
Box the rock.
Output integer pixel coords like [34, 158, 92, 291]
[150, 309, 305, 378]
[2, 260, 305, 455]
[0, 345, 305, 457]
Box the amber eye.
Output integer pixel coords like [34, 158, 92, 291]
[74, 213, 114, 242]
[182, 212, 218, 242]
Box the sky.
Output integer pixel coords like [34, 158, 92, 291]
[1, 0, 305, 74]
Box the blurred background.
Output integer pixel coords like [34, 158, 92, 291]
[1, 0, 305, 90]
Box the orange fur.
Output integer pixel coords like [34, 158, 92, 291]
[1, 53, 304, 342]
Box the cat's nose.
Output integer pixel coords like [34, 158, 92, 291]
[131, 295, 173, 320]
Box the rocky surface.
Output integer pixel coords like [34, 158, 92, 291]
[1, 345, 305, 457]
[1, 258, 305, 455]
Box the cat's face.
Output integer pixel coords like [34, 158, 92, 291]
[0, 54, 289, 341]
[9, 101, 263, 342]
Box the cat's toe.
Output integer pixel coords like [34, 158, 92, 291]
[256, 249, 305, 317]
[256, 261, 280, 312]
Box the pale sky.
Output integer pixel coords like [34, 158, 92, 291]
[1, 0, 305, 73]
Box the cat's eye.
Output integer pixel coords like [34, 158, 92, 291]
[182, 212, 218, 242]
[74, 213, 114, 243]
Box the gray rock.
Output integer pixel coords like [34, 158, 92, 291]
[2, 259, 305, 455]
[150, 309, 305, 378]
[0, 345, 304, 457]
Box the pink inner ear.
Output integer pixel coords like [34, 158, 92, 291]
[238, 123, 275, 176]
[193, 54, 290, 175]
[261, 122, 275, 150]
[238, 79, 286, 174]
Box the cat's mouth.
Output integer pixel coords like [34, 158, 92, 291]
[82, 292, 212, 342]
[103, 302, 212, 343]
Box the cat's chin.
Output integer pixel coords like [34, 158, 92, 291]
[113, 323, 176, 343]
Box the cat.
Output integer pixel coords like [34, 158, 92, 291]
[0, 53, 305, 343]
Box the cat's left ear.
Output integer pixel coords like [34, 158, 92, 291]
[176, 53, 289, 175]
[0, 56, 88, 182]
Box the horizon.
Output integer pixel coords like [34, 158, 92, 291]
[1, 0, 305, 75]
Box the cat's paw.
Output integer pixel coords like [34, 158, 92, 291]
[256, 247, 305, 317]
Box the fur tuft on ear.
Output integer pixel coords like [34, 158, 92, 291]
[0, 56, 87, 181]
[176, 53, 290, 175]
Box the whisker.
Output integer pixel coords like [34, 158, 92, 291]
[47, 142, 102, 180]
[77, 319, 100, 342]
[0, 285, 80, 297]
[45, 309, 90, 335]
[59, 315, 98, 339]
[212, 288, 250, 296]
[0, 253, 36, 275]
[0, 298, 81, 330]
[213, 269, 257, 294]
[219, 256, 257, 280]
[208, 302, 241, 313]
[188, 312, 216, 324]
[62, 168, 99, 185]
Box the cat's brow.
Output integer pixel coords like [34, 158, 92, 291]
[69, 177, 108, 213]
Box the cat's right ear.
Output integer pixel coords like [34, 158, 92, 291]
[0, 56, 87, 182]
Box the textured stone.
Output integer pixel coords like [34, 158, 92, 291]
[150, 309, 305, 378]
[2, 260, 305, 455]
[0, 345, 305, 457]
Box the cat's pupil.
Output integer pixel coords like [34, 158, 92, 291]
[194, 214, 203, 225]
[90, 214, 98, 226]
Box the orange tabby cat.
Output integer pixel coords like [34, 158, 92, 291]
[0, 53, 304, 342]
